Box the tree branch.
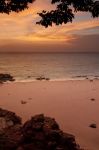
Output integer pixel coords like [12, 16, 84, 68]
[37, 0, 99, 27]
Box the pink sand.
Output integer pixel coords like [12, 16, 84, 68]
[0, 80, 99, 150]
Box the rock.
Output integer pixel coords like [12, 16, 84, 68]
[45, 78, 50, 81]
[21, 114, 81, 150]
[89, 123, 97, 128]
[90, 98, 95, 101]
[36, 76, 45, 81]
[0, 108, 21, 131]
[17, 147, 24, 150]
[21, 100, 27, 104]
[0, 73, 15, 83]
[0, 109, 82, 150]
[36, 76, 50, 81]
[27, 76, 31, 78]
[0, 108, 22, 150]
[90, 79, 93, 82]
[0, 117, 14, 129]
[0, 125, 22, 150]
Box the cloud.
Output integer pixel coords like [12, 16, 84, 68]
[0, 34, 99, 52]
[0, 0, 98, 52]
[0, 16, 98, 42]
[68, 34, 99, 52]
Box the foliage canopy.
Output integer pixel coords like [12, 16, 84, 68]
[0, 0, 99, 27]
[0, 0, 35, 13]
[37, 0, 99, 27]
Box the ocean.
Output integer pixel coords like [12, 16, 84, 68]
[0, 53, 99, 81]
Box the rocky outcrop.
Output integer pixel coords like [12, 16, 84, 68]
[0, 108, 82, 150]
[20, 114, 81, 150]
[0, 74, 15, 83]
[0, 108, 22, 150]
[0, 108, 21, 130]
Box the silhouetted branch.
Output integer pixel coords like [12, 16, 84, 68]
[37, 0, 99, 27]
[0, 0, 98, 27]
[0, 0, 35, 14]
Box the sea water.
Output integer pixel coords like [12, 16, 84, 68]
[0, 52, 99, 81]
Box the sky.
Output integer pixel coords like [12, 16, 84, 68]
[0, 0, 99, 53]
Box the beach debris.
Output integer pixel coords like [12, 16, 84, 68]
[36, 76, 45, 80]
[76, 75, 87, 78]
[27, 76, 31, 78]
[21, 100, 27, 104]
[94, 76, 99, 80]
[0, 108, 81, 150]
[90, 79, 93, 82]
[36, 76, 50, 81]
[0, 73, 15, 83]
[89, 123, 97, 129]
[90, 98, 95, 101]
[73, 75, 87, 79]
[45, 77, 50, 81]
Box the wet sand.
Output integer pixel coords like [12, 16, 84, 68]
[0, 80, 99, 150]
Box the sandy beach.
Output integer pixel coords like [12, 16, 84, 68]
[0, 80, 99, 150]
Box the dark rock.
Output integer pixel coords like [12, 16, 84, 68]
[0, 108, 21, 133]
[90, 98, 95, 101]
[36, 76, 46, 81]
[0, 109, 82, 150]
[0, 125, 22, 150]
[27, 76, 31, 78]
[21, 100, 27, 104]
[36, 76, 50, 81]
[0, 73, 15, 83]
[90, 79, 93, 82]
[89, 124, 97, 128]
[21, 114, 81, 150]
[17, 147, 24, 150]
[0, 108, 22, 150]
[45, 78, 50, 81]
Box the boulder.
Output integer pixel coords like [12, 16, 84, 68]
[0, 108, 21, 130]
[89, 123, 97, 128]
[0, 108, 22, 150]
[20, 114, 81, 150]
[0, 108, 81, 150]
[0, 73, 15, 83]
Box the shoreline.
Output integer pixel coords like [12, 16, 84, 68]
[0, 80, 99, 150]
[0, 72, 99, 83]
[1, 77, 99, 84]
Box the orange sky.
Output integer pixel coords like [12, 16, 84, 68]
[0, 0, 99, 52]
